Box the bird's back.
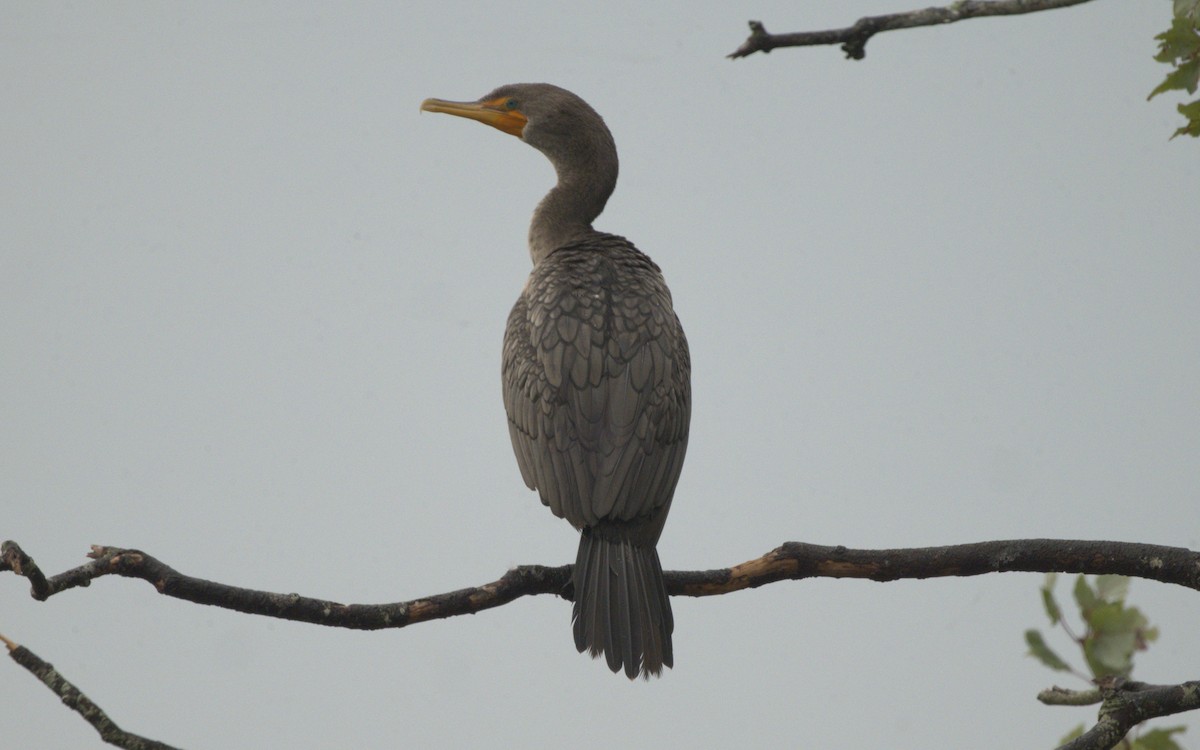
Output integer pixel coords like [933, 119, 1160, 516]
[502, 233, 691, 543]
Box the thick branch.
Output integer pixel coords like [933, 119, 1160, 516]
[1, 633, 180, 750]
[3, 539, 1198, 631]
[1058, 678, 1200, 750]
[727, 0, 1097, 61]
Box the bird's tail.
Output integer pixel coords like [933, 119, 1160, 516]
[572, 530, 673, 679]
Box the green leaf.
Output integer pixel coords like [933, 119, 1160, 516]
[1083, 602, 1147, 677]
[1059, 724, 1086, 745]
[1149, 59, 1200, 100]
[1086, 629, 1137, 677]
[1134, 725, 1187, 750]
[1175, 0, 1200, 23]
[1041, 573, 1062, 625]
[1153, 18, 1200, 63]
[1073, 575, 1098, 617]
[1025, 629, 1072, 672]
[1095, 575, 1129, 603]
[1170, 98, 1200, 139]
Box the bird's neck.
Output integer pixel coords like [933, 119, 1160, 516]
[528, 155, 617, 265]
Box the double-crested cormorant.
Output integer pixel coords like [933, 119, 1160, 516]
[421, 84, 690, 679]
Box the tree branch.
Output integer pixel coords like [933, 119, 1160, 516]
[727, 0, 1098, 61]
[1, 633, 181, 750]
[4, 539, 1198, 630]
[6, 538, 1200, 750]
[1039, 685, 1103, 706]
[1058, 677, 1200, 750]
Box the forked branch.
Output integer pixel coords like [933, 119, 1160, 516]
[1059, 678, 1200, 750]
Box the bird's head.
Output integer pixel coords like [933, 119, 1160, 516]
[421, 83, 613, 168]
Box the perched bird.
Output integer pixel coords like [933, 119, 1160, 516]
[421, 84, 690, 679]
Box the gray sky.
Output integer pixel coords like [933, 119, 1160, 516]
[3, 2, 1198, 747]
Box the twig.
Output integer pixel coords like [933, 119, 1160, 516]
[1058, 677, 1200, 750]
[3, 539, 1198, 630]
[0, 541, 50, 598]
[1039, 685, 1103, 706]
[2, 633, 181, 750]
[727, 0, 1097, 61]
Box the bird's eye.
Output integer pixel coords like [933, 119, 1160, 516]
[505, 98, 519, 110]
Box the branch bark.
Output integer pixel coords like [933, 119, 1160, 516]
[4, 538, 1198, 630]
[2, 633, 180, 750]
[727, 0, 1097, 61]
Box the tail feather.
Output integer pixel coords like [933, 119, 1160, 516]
[616, 544, 639, 675]
[633, 543, 673, 669]
[573, 531, 673, 679]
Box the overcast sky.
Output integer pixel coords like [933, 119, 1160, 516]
[3, 2, 1198, 748]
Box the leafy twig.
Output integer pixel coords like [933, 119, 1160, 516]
[1148, 2, 1200, 139]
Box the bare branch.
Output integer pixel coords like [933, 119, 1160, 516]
[674, 540, 1200, 595]
[5, 539, 1200, 748]
[2, 540, 573, 629]
[727, 0, 1097, 61]
[4, 539, 1198, 631]
[2, 633, 181, 750]
[1058, 677, 1200, 750]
